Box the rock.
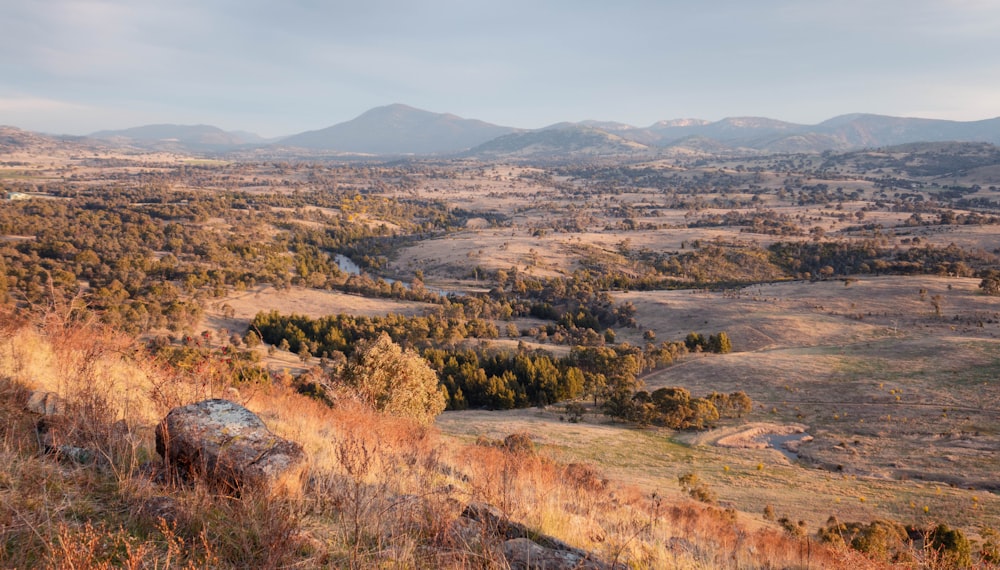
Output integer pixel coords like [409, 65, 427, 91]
[503, 538, 614, 570]
[33, 404, 67, 452]
[26, 390, 65, 415]
[461, 502, 620, 569]
[25, 392, 93, 463]
[54, 445, 95, 464]
[445, 515, 488, 550]
[155, 399, 305, 494]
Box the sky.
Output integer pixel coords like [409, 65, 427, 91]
[1, 0, 999, 137]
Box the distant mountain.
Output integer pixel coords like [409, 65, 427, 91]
[278, 104, 518, 154]
[11, 107, 1000, 159]
[465, 125, 649, 160]
[812, 114, 1000, 148]
[627, 116, 804, 148]
[89, 124, 268, 152]
[552, 114, 1000, 154]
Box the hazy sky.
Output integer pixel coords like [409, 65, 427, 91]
[1, 0, 998, 136]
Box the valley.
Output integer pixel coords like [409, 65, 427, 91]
[2, 129, 1000, 567]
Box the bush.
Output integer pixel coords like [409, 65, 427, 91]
[927, 524, 972, 568]
[818, 517, 910, 563]
[502, 432, 536, 455]
[678, 473, 716, 504]
[341, 332, 447, 424]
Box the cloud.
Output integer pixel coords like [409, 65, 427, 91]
[0, 1, 997, 133]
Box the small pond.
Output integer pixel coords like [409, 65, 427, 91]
[764, 432, 812, 462]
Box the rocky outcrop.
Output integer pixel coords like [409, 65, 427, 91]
[26, 390, 66, 416]
[155, 399, 305, 494]
[23, 390, 94, 462]
[456, 502, 622, 570]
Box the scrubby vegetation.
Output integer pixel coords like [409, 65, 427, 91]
[0, 312, 876, 569]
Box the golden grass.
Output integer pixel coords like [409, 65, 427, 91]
[2, 309, 972, 568]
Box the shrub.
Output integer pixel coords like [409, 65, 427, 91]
[502, 432, 536, 455]
[818, 517, 910, 563]
[340, 332, 447, 424]
[678, 473, 716, 504]
[927, 524, 972, 568]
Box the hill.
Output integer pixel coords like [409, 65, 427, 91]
[0, 126, 94, 154]
[279, 104, 518, 154]
[11, 107, 1000, 158]
[89, 124, 268, 152]
[813, 114, 1000, 148]
[465, 125, 650, 160]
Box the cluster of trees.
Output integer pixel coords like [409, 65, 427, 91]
[979, 270, 1000, 296]
[424, 347, 586, 410]
[251, 306, 732, 413]
[605, 387, 751, 429]
[769, 240, 993, 279]
[250, 310, 500, 357]
[684, 331, 732, 354]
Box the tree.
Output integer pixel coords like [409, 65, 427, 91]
[341, 332, 447, 424]
[707, 332, 732, 354]
[981, 271, 1000, 296]
[685, 332, 705, 352]
[244, 330, 261, 348]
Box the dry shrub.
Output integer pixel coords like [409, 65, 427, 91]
[47, 521, 158, 570]
[563, 463, 609, 493]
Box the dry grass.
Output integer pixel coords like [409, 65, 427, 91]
[0, 310, 899, 569]
[437, 275, 1000, 545]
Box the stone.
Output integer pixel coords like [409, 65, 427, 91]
[155, 399, 305, 493]
[504, 537, 615, 570]
[445, 515, 488, 550]
[25, 390, 66, 416]
[461, 502, 621, 570]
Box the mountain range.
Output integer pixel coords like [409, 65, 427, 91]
[14, 104, 1000, 158]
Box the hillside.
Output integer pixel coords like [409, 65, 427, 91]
[0, 126, 95, 154]
[465, 125, 650, 160]
[0, 314, 866, 569]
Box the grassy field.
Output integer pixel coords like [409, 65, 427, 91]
[437, 275, 1000, 538]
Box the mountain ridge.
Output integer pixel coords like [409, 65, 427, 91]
[21, 106, 1000, 157]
